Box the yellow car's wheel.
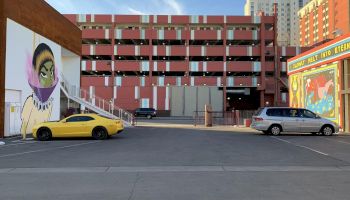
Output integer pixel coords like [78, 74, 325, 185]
[37, 128, 52, 141]
[92, 127, 108, 140]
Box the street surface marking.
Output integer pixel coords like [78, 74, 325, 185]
[0, 141, 36, 148]
[322, 137, 350, 145]
[271, 136, 329, 156]
[0, 141, 100, 158]
[1, 166, 350, 173]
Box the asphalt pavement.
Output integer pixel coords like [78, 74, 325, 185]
[1, 122, 350, 200]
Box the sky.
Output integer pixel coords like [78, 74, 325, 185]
[46, 0, 246, 15]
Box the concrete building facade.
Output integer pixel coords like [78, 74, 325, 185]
[298, 0, 350, 47]
[244, 0, 309, 46]
[0, 0, 81, 138]
[64, 14, 307, 116]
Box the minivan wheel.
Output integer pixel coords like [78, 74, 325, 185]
[147, 114, 152, 119]
[321, 125, 334, 136]
[270, 125, 281, 136]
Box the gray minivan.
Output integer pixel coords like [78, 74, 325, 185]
[251, 107, 339, 136]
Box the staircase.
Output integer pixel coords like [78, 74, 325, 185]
[60, 74, 134, 127]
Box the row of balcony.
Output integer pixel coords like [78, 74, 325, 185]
[82, 45, 299, 57]
[82, 29, 274, 41]
[81, 76, 280, 88]
[81, 60, 287, 72]
[67, 14, 274, 25]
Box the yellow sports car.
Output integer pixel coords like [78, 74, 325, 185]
[32, 114, 124, 141]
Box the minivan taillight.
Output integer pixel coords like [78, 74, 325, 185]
[254, 117, 264, 121]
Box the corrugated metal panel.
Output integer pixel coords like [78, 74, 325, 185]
[115, 76, 122, 86]
[190, 62, 199, 71]
[153, 86, 157, 109]
[115, 29, 122, 39]
[81, 61, 86, 71]
[227, 77, 234, 87]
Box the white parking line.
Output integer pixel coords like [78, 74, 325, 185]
[0, 141, 37, 148]
[0, 141, 100, 158]
[322, 137, 350, 145]
[271, 136, 329, 156]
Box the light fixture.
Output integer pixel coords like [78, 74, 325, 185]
[229, 57, 232, 60]
[185, 83, 188, 86]
[206, 57, 209, 60]
[118, 42, 121, 45]
[140, 42, 143, 45]
[250, 57, 253, 60]
[227, 97, 231, 100]
[140, 57, 143, 59]
[167, 83, 170, 86]
[118, 56, 121, 59]
[238, 97, 242, 100]
[117, 70, 120, 73]
[257, 83, 260, 86]
[206, 42, 209, 45]
[228, 72, 231, 74]
[163, 57, 166, 60]
[203, 83, 207, 86]
[152, 83, 155, 86]
[96, 56, 99, 59]
[239, 83, 243, 86]
[229, 43, 232, 46]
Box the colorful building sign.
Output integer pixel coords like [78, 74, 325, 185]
[288, 37, 350, 73]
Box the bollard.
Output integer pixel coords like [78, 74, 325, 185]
[205, 104, 212, 127]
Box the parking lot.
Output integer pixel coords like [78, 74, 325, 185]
[1, 123, 350, 200]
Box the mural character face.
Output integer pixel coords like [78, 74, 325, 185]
[27, 43, 58, 103]
[33, 44, 56, 88]
[38, 60, 55, 87]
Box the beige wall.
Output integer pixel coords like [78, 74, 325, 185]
[170, 86, 223, 117]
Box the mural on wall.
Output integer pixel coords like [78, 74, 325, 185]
[302, 63, 339, 123]
[20, 43, 59, 134]
[289, 73, 302, 108]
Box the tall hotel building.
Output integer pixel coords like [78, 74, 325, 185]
[299, 0, 350, 47]
[64, 14, 306, 116]
[245, 0, 309, 46]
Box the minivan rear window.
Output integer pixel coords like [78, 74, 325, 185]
[255, 108, 264, 116]
[266, 108, 283, 117]
[266, 108, 300, 117]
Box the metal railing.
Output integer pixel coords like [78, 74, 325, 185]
[60, 73, 135, 126]
[193, 110, 256, 126]
[193, 111, 237, 126]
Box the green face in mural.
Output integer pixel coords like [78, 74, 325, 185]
[39, 60, 55, 87]
[33, 43, 56, 88]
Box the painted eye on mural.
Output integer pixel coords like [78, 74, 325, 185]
[40, 72, 47, 78]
